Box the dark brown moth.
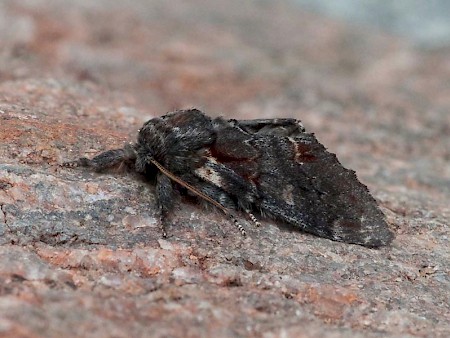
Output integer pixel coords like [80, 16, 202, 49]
[64, 109, 393, 247]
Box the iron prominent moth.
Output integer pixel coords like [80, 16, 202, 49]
[64, 109, 393, 247]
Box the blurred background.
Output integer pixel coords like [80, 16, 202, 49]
[1, 0, 449, 116]
[294, 0, 450, 49]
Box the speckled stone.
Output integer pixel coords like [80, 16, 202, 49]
[0, 1, 448, 337]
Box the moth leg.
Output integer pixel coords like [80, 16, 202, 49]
[151, 159, 247, 237]
[156, 172, 174, 238]
[244, 209, 261, 227]
[229, 214, 247, 236]
[193, 182, 247, 236]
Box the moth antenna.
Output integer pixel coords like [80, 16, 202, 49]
[117, 161, 128, 173]
[150, 159, 225, 211]
[149, 159, 246, 236]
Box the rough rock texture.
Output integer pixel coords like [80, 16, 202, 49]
[0, 1, 449, 337]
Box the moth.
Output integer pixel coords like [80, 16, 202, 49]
[64, 109, 393, 247]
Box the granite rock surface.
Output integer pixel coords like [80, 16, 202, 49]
[0, 1, 449, 337]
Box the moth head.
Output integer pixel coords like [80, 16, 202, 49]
[135, 148, 154, 174]
[118, 143, 138, 172]
[123, 142, 138, 160]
